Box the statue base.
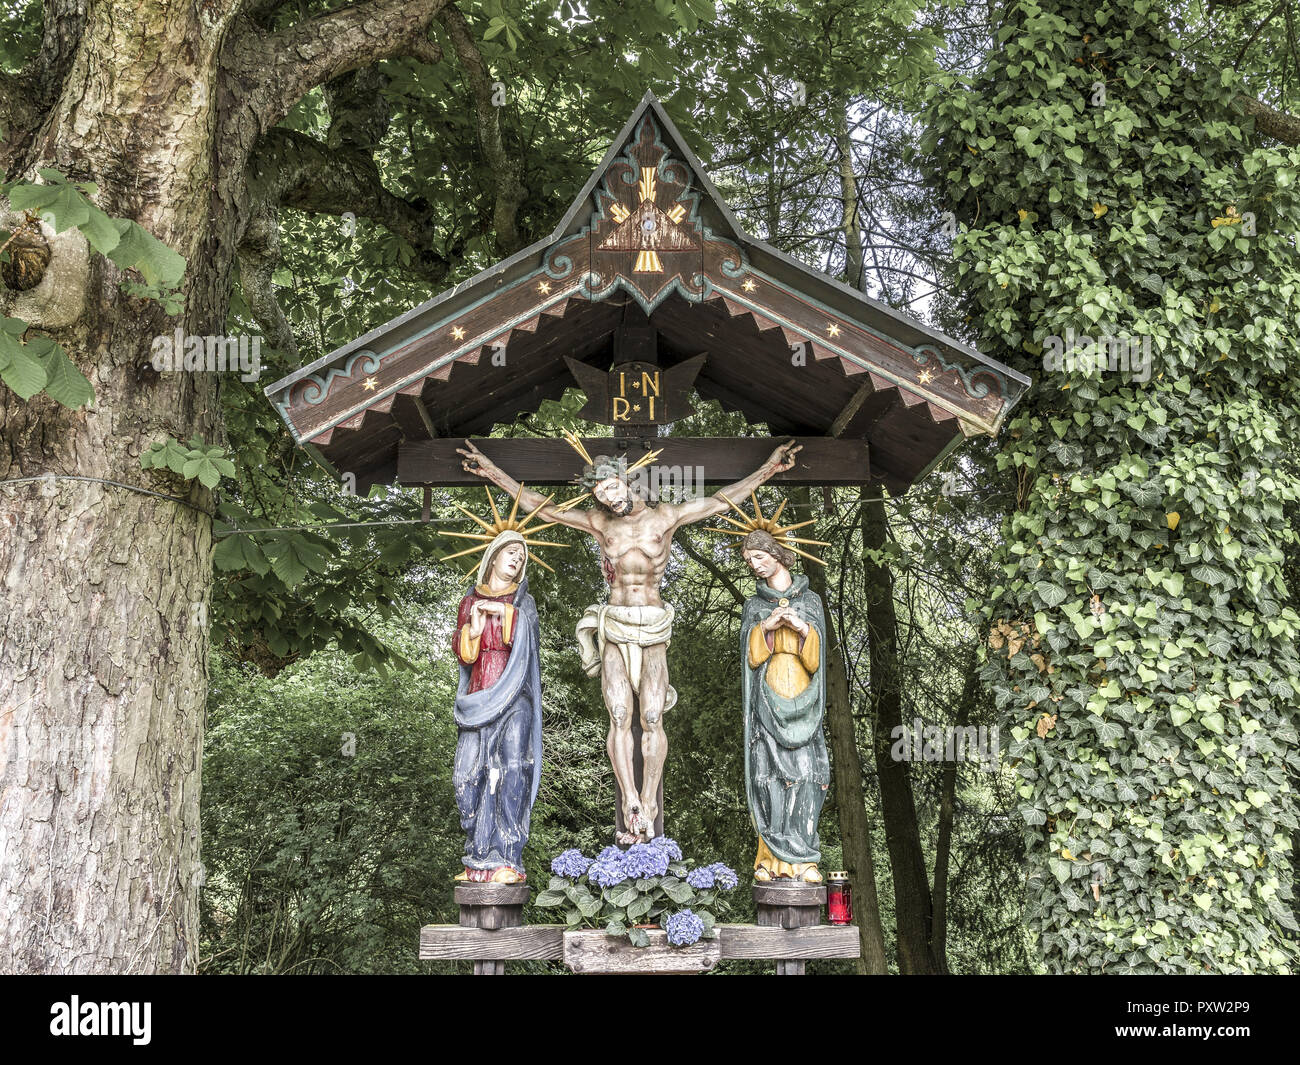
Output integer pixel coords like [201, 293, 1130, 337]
[455, 883, 529, 975]
[752, 882, 827, 975]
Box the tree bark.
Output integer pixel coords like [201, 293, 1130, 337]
[0, 0, 240, 974]
[861, 495, 940, 974]
[0, 0, 451, 974]
[932, 647, 979, 975]
[835, 102, 865, 291]
[798, 487, 888, 973]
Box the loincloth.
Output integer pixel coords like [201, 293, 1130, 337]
[576, 604, 678, 713]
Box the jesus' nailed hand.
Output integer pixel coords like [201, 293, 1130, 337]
[455, 436, 802, 844]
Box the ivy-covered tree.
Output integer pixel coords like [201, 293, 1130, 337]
[920, 0, 1300, 972]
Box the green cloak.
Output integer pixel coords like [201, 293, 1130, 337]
[740, 573, 830, 866]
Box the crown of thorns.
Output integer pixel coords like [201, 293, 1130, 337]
[554, 431, 663, 509]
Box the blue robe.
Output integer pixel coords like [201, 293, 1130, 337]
[452, 578, 543, 872]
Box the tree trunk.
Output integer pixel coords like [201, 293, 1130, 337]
[861, 495, 939, 974]
[932, 648, 979, 975]
[799, 487, 889, 973]
[0, 0, 238, 973]
[835, 103, 865, 291]
[0, 0, 457, 973]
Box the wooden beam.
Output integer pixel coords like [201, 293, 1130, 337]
[564, 928, 721, 974]
[829, 381, 873, 438]
[419, 925, 564, 961]
[396, 437, 869, 487]
[717, 924, 861, 960]
[417, 922, 861, 963]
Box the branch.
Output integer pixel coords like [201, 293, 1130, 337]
[436, 5, 527, 255]
[257, 127, 456, 282]
[1237, 94, 1300, 146]
[237, 203, 300, 364]
[675, 531, 746, 607]
[0, 0, 88, 167]
[244, 0, 449, 131]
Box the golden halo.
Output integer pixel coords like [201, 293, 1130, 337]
[702, 491, 829, 566]
[441, 483, 570, 583]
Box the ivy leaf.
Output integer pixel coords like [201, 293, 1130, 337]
[1035, 581, 1068, 607]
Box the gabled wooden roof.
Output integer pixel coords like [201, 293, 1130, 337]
[264, 92, 1028, 495]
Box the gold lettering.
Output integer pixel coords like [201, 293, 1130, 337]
[612, 397, 631, 421]
[648, 396, 656, 420]
[641, 371, 660, 397]
[619, 371, 627, 396]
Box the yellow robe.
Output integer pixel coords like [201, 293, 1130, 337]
[747, 622, 823, 881]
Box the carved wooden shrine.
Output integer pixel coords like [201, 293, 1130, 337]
[265, 93, 1028, 974]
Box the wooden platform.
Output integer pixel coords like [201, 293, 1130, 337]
[424, 877, 859, 974]
[418, 923, 860, 970]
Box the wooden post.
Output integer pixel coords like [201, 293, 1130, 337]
[455, 883, 529, 975]
[753, 882, 826, 975]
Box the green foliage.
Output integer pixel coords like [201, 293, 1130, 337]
[919, 0, 1300, 973]
[0, 166, 187, 407]
[0, 315, 91, 406]
[199, 645, 463, 973]
[141, 434, 237, 490]
[4, 168, 186, 304]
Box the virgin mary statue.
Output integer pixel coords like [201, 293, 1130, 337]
[738, 529, 830, 883]
[450, 530, 544, 883]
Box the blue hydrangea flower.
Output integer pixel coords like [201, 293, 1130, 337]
[708, 863, 739, 891]
[596, 845, 623, 863]
[622, 842, 670, 879]
[588, 851, 629, 888]
[686, 865, 716, 890]
[648, 836, 683, 861]
[550, 849, 591, 879]
[665, 908, 705, 947]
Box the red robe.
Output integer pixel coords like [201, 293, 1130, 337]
[453, 587, 518, 694]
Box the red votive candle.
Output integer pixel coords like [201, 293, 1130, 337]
[827, 871, 852, 925]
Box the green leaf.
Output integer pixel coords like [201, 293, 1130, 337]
[7, 179, 91, 233]
[627, 926, 651, 948]
[107, 219, 185, 289]
[28, 337, 93, 408]
[604, 882, 639, 909]
[660, 876, 694, 904]
[1035, 581, 1068, 607]
[78, 205, 122, 254]
[534, 888, 568, 907]
[0, 332, 47, 399]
